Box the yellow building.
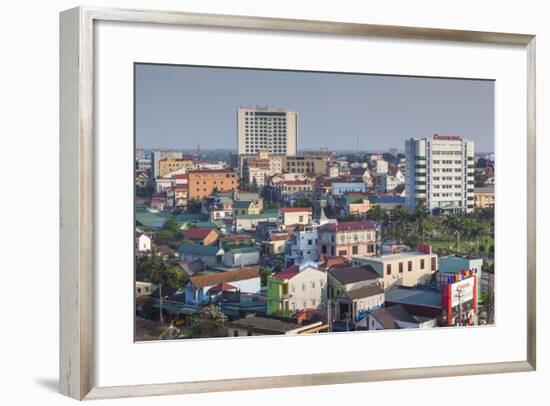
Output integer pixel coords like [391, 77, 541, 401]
[158, 155, 193, 177]
[474, 186, 495, 209]
[348, 196, 371, 215]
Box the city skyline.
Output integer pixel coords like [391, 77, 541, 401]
[135, 64, 495, 153]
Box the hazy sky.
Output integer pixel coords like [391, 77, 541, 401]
[135, 64, 494, 153]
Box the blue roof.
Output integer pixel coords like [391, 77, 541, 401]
[372, 197, 405, 204]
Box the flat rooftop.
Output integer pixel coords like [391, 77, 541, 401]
[385, 287, 442, 309]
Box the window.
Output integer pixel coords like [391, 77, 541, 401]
[302, 284, 306, 291]
[408, 261, 412, 272]
[368, 244, 374, 253]
[299, 215, 304, 222]
[308, 239, 312, 245]
[352, 245, 358, 255]
[399, 262, 403, 273]
[386, 264, 392, 275]
[321, 245, 327, 254]
[338, 250, 347, 256]
[420, 259, 425, 269]
[431, 257, 437, 271]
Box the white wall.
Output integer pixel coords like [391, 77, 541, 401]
[1, 1, 547, 405]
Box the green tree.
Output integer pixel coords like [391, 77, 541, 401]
[258, 266, 271, 287]
[366, 205, 385, 222]
[163, 217, 181, 235]
[137, 248, 184, 322]
[155, 229, 179, 248]
[295, 197, 313, 208]
[186, 305, 228, 338]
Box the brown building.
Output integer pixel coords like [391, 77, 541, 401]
[187, 170, 238, 201]
[285, 155, 328, 175]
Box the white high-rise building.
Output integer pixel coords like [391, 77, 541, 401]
[405, 134, 475, 213]
[237, 107, 297, 156]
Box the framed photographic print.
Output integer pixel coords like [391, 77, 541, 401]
[59, 6, 536, 400]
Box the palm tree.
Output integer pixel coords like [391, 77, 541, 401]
[138, 248, 183, 323]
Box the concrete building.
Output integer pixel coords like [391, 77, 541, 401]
[266, 264, 328, 316]
[278, 207, 312, 228]
[405, 134, 475, 213]
[285, 225, 319, 266]
[187, 169, 238, 201]
[375, 159, 389, 175]
[151, 150, 183, 179]
[237, 107, 297, 156]
[223, 247, 261, 268]
[352, 245, 437, 290]
[158, 155, 194, 177]
[285, 155, 328, 175]
[184, 268, 260, 307]
[474, 185, 495, 209]
[327, 265, 384, 323]
[318, 221, 378, 259]
[345, 193, 372, 216]
[331, 182, 367, 197]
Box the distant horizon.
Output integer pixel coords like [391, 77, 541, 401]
[135, 146, 496, 155]
[136, 64, 495, 152]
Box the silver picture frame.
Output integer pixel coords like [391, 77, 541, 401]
[59, 6, 536, 400]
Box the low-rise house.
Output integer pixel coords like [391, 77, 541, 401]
[384, 286, 443, 320]
[352, 245, 437, 290]
[135, 170, 150, 188]
[184, 267, 261, 307]
[318, 220, 378, 259]
[233, 200, 261, 217]
[366, 304, 437, 330]
[135, 281, 153, 297]
[334, 284, 385, 324]
[223, 247, 260, 267]
[149, 198, 165, 212]
[349, 167, 373, 187]
[183, 227, 220, 246]
[227, 314, 324, 336]
[275, 180, 313, 201]
[345, 193, 372, 216]
[174, 185, 188, 208]
[234, 209, 278, 232]
[474, 185, 495, 209]
[377, 173, 400, 193]
[136, 232, 151, 253]
[266, 264, 327, 316]
[278, 207, 312, 228]
[179, 244, 225, 267]
[263, 232, 290, 255]
[327, 265, 382, 299]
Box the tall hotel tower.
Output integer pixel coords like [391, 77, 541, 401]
[237, 107, 297, 156]
[405, 134, 475, 213]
